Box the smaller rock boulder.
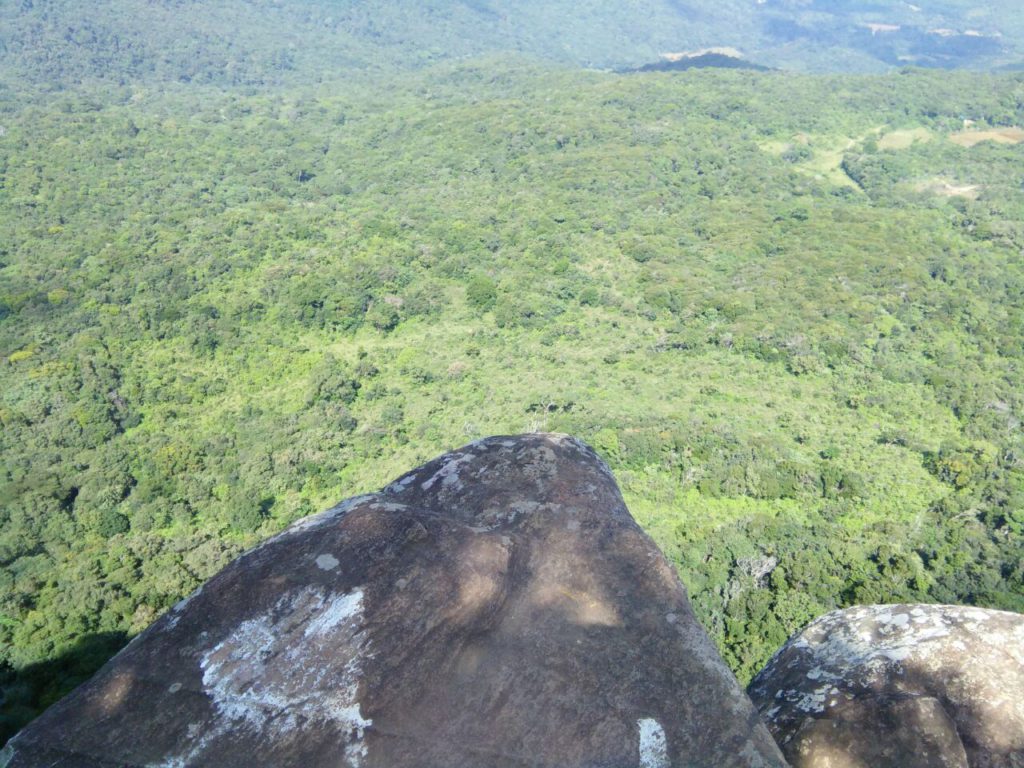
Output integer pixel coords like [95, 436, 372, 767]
[747, 604, 1024, 768]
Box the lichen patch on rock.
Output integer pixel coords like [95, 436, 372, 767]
[749, 604, 1024, 768]
[637, 718, 669, 768]
[315, 553, 340, 570]
[194, 586, 372, 763]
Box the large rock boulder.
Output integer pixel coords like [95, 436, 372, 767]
[2, 434, 785, 768]
[747, 604, 1024, 768]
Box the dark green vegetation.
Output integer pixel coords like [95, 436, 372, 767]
[1, 0, 1024, 748]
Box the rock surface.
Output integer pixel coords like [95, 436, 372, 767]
[747, 604, 1024, 768]
[2, 434, 785, 768]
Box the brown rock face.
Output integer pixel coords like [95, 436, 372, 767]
[747, 604, 1024, 768]
[2, 434, 785, 768]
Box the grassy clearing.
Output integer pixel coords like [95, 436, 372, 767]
[949, 126, 1024, 146]
[878, 127, 932, 150]
[915, 178, 982, 199]
[806, 137, 861, 188]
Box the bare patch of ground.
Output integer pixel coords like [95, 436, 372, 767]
[916, 178, 982, 199]
[950, 127, 1024, 147]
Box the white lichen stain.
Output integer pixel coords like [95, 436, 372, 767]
[880, 646, 912, 662]
[638, 718, 669, 768]
[795, 606, 957, 681]
[303, 589, 364, 638]
[315, 553, 340, 571]
[370, 501, 408, 512]
[795, 688, 830, 713]
[761, 604, 1024, 721]
[178, 586, 372, 766]
[420, 451, 475, 492]
[386, 473, 418, 492]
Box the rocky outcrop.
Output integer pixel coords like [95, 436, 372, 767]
[747, 604, 1024, 768]
[1, 434, 785, 768]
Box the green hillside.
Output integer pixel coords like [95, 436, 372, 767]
[3, 0, 1024, 88]
[0, 0, 753, 86]
[2, 54, 1023, 742]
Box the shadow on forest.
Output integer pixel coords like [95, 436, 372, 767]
[1, 631, 128, 748]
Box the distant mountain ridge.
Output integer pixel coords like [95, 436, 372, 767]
[1, 0, 1021, 88]
[634, 52, 772, 73]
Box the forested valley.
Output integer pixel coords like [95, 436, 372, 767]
[2, 1, 1024, 746]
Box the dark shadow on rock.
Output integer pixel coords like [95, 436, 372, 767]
[1, 631, 129, 748]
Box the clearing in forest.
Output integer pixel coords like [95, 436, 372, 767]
[915, 178, 981, 199]
[760, 133, 867, 190]
[807, 137, 861, 189]
[878, 127, 931, 150]
[949, 127, 1024, 146]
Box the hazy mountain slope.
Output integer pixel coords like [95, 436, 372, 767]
[2, 0, 1022, 88]
[0, 0, 754, 87]
[759, 0, 1022, 72]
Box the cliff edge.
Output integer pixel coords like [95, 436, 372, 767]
[6, 435, 1021, 767]
[1, 434, 785, 768]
